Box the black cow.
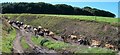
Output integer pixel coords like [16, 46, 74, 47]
[8, 20, 15, 25]
[37, 31, 44, 36]
[78, 37, 90, 45]
[17, 22, 24, 28]
[43, 29, 50, 36]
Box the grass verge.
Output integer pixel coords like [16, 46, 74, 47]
[2, 28, 16, 53]
[31, 36, 116, 54]
[21, 37, 29, 49]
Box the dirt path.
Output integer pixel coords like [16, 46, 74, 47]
[20, 28, 35, 49]
[19, 27, 57, 53]
[13, 29, 24, 53]
[118, 51, 120, 55]
[12, 26, 57, 53]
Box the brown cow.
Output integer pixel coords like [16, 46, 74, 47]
[105, 43, 116, 50]
[91, 39, 101, 47]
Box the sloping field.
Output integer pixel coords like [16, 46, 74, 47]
[45, 14, 119, 23]
[1, 14, 120, 54]
[1, 18, 16, 53]
[2, 14, 119, 23]
[2, 14, 119, 41]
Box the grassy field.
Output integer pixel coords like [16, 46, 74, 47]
[45, 14, 119, 23]
[2, 14, 120, 27]
[2, 14, 119, 23]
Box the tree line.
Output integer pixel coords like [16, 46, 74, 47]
[2, 2, 116, 17]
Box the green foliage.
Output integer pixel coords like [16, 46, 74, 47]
[83, 6, 116, 17]
[43, 41, 68, 49]
[2, 2, 115, 17]
[2, 28, 16, 53]
[40, 39, 49, 46]
[21, 37, 29, 49]
[31, 36, 68, 49]
[31, 36, 44, 45]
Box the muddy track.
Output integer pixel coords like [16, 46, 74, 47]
[22, 30, 57, 53]
[13, 26, 57, 53]
[20, 28, 35, 49]
[13, 29, 24, 53]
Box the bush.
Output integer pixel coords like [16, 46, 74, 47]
[40, 39, 49, 46]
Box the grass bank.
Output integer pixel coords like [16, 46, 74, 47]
[31, 36, 116, 54]
[2, 18, 16, 53]
[2, 28, 16, 53]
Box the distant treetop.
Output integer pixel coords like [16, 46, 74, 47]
[2, 2, 116, 17]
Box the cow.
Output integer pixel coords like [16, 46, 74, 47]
[37, 31, 44, 36]
[24, 25, 33, 32]
[15, 21, 20, 26]
[78, 37, 90, 45]
[68, 35, 78, 42]
[43, 28, 50, 36]
[33, 27, 38, 36]
[91, 39, 101, 47]
[8, 20, 15, 25]
[61, 34, 69, 43]
[37, 26, 42, 32]
[23, 24, 27, 29]
[105, 43, 115, 50]
[17, 22, 24, 28]
[48, 31, 54, 36]
[78, 37, 84, 45]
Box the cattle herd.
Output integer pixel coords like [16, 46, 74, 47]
[5, 18, 120, 52]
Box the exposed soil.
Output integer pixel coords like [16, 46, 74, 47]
[57, 20, 119, 46]
[13, 29, 24, 53]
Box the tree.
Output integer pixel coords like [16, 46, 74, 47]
[1, 2, 116, 17]
[54, 4, 74, 14]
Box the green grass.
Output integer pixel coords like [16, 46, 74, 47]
[2, 14, 119, 23]
[31, 36, 44, 46]
[31, 36, 116, 54]
[2, 18, 17, 53]
[21, 37, 29, 49]
[2, 28, 16, 53]
[43, 39, 68, 50]
[43, 14, 119, 23]
[2, 28, 30, 52]
[31, 36, 68, 49]
[0, 24, 2, 52]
